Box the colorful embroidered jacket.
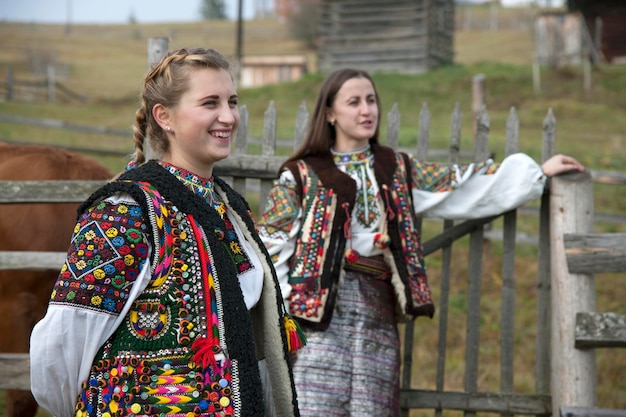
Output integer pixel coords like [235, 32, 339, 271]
[258, 144, 547, 330]
[30, 161, 300, 417]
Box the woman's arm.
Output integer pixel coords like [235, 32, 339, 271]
[410, 152, 584, 220]
[257, 169, 302, 306]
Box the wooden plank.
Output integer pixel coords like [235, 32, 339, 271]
[399, 389, 551, 416]
[561, 406, 626, 417]
[213, 154, 283, 179]
[318, 28, 427, 42]
[0, 353, 30, 391]
[0, 180, 108, 203]
[590, 170, 626, 185]
[575, 312, 626, 348]
[0, 154, 285, 205]
[422, 216, 500, 256]
[0, 251, 65, 270]
[0, 112, 129, 136]
[564, 233, 626, 274]
[535, 192, 552, 395]
[464, 116, 489, 402]
[550, 171, 597, 411]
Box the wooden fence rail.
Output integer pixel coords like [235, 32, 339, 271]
[2, 99, 625, 416]
[2, 68, 87, 103]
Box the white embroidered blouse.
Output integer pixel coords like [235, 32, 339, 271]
[260, 145, 547, 303]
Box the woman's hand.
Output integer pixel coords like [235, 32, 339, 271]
[541, 154, 585, 177]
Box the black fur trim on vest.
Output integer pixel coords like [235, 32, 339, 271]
[79, 161, 265, 417]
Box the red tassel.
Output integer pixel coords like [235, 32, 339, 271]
[342, 202, 352, 239]
[381, 184, 396, 221]
[344, 248, 360, 263]
[191, 336, 218, 369]
[374, 233, 390, 249]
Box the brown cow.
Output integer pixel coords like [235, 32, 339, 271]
[0, 142, 114, 417]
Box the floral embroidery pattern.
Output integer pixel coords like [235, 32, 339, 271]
[288, 165, 334, 290]
[333, 146, 380, 227]
[259, 178, 300, 249]
[412, 159, 499, 193]
[162, 162, 253, 275]
[76, 183, 236, 416]
[393, 155, 431, 305]
[51, 200, 148, 314]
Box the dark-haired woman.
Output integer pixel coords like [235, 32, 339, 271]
[257, 68, 583, 417]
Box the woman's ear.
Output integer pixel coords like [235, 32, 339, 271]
[152, 104, 170, 131]
[326, 107, 335, 125]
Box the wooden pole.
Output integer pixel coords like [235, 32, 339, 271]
[550, 170, 597, 414]
[471, 74, 486, 136]
[145, 37, 169, 161]
[47, 64, 56, 102]
[147, 37, 169, 70]
[6, 66, 13, 101]
[236, 0, 244, 88]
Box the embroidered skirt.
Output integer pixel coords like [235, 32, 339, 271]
[292, 266, 400, 416]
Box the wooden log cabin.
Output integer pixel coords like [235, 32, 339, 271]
[316, 0, 455, 74]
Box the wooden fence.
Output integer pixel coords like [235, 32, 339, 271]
[2, 66, 88, 103]
[317, 0, 454, 74]
[1, 101, 625, 417]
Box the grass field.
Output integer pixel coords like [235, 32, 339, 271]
[0, 6, 625, 415]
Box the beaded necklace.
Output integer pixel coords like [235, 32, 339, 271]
[160, 162, 225, 216]
[331, 145, 380, 227]
[160, 162, 252, 274]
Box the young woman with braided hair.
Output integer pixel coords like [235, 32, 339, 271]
[30, 47, 303, 417]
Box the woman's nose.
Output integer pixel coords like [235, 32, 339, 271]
[218, 106, 236, 125]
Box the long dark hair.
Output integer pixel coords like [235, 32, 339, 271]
[281, 68, 381, 168]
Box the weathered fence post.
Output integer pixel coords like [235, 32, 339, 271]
[46, 64, 56, 102]
[536, 110, 556, 397]
[145, 37, 170, 161]
[261, 100, 278, 204]
[472, 74, 486, 136]
[6, 66, 13, 101]
[549, 170, 597, 414]
[500, 108, 520, 412]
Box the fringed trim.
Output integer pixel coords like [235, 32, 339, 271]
[283, 314, 307, 353]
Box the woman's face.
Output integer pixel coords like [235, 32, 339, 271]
[164, 67, 239, 178]
[327, 76, 379, 152]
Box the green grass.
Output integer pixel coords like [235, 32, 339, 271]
[1, 10, 625, 414]
[3, 62, 625, 176]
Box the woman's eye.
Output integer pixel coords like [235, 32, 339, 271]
[229, 99, 239, 107]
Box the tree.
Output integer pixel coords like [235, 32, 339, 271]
[200, 0, 227, 20]
[288, 0, 320, 50]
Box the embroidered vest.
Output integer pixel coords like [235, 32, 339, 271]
[73, 162, 269, 417]
[284, 145, 434, 330]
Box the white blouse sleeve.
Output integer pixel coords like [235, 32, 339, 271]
[411, 152, 547, 220]
[227, 209, 264, 310]
[29, 194, 153, 417]
[257, 169, 302, 305]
